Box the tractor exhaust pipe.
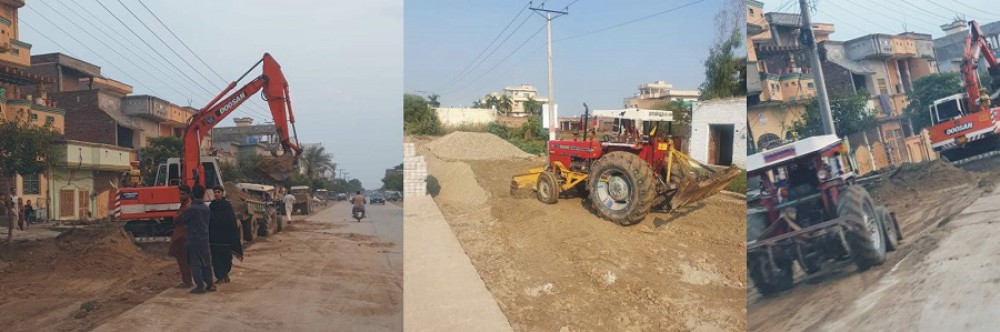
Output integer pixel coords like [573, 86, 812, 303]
[582, 103, 590, 141]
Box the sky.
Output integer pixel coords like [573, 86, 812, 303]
[405, 0, 729, 117]
[766, 0, 1000, 41]
[18, 0, 403, 188]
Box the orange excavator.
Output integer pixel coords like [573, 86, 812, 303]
[927, 20, 1000, 163]
[115, 53, 302, 239]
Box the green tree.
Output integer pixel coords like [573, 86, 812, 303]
[523, 96, 542, 115]
[904, 72, 963, 132]
[699, 0, 746, 100]
[138, 136, 183, 186]
[404, 93, 443, 135]
[381, 164, 403, 191]
[499, 94, 514, 115]
[483, 94, 501, 111]
[650, 100, 692, 136]
[0, 120, 64, 183]
[301, 145, 335, 180]
[427, 94, 441, 108]
[792, 92, 877, 138]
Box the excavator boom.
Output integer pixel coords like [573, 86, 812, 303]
[182, 53, 302, 186]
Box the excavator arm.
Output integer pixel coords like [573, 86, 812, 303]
[962, 20, 1000, 112]
[181, 53, 302, 187]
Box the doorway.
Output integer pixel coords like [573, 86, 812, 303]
[709, 124, 735, 166]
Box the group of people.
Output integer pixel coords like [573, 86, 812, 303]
[168, 185, 245, 294]
[3, 187, 37, 242]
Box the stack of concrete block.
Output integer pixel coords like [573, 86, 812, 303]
[404, 143, 428, 196]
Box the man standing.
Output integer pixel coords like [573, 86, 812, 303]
[170, 185, 194, 288]
[183, 185, 216, 294]
[8, 188, 19, 231]
[209, 186, 243, 284]
[283, 190, 296, 224]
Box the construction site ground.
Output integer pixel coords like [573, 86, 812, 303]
[0, 200, 401, 332]
[410, 132, 747, 331]
[749, 157, 1000, 331]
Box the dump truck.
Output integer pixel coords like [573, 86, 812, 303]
[747, 135, 903, 296]
[289, 185, 312, 214]
[511, 106, 741, 225]
[228, 182, 282, 242]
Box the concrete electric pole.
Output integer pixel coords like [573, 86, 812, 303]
[799, 0, 836, 136]
[530, 4, 568, 143]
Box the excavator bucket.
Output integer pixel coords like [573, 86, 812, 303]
[668, 165, 742, 211]
[510, 167, 546, 198]
[256, 153, 298, 181]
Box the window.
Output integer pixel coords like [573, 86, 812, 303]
[29, 113, 37, 121]
[808, 83, 815, 89]
[877, 78, 889, 94]
[45, 116, 54, 125]
[22, 173, 40, 195]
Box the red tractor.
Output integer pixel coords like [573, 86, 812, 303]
[511, 106, 741, 225]
[746, 135, 903, 295]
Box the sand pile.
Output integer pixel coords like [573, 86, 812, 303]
[870, 159, 981, 201]
[426, 132, 534, 161]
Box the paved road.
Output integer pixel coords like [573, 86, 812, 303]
[403, 195, 512, 332]
[94, 202, 403, 332]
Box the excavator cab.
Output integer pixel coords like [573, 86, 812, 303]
[155, 157, 223, 201]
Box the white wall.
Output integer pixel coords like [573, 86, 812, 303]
[435, 108, 497, 127]
[689, 98, 747, 168]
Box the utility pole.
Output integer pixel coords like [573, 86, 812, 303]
[799, 0, 836, 136]
[530, 4, 568, 146]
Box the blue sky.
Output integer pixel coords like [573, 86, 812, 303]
[769, 0, 1000, 40]
[19, 0, 402, 188]
[405, 0, 728, 116]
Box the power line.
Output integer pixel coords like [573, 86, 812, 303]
[438, 9, 535, 93]
[131, 0, 276, 116]
[555, 0, 706, 42]
[433, 3, 530, 92]
[91, 0, 270, 119]
[134, 0, 229, 83]
[823, 0, 896, 33]
[444, 24, 546, 96]
[839, 0, 939, 32]
[890, 0, 950, 21]
[114, 0, 218, 89]
[949, 0, 1000, 18]
[20, 17, 163, 98]
[27, 4, 198, 101]
[47, 1, 208, 100]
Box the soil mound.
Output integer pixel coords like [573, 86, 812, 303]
[871, 159, 981, 201]
[426, 132, 533, 161]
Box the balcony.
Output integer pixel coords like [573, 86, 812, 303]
[64, 140, 132, 171]
[890, 37, 917, 58]
[845, 34, 895, 60]
[0, 39, 31, 69]
[121, 95, 189, 125]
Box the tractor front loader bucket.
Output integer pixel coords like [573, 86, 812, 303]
[510, 167, 546, 198]
[668, 164, 742, 211]
[257, 153, 298, 181]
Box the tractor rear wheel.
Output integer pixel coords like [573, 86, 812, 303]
[588, 151, 656, 226]
[536, 171, 560, 204]
[838, 186, 886, 271]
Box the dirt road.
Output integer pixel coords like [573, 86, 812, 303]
[749, 159, 1000, 331]
[413, 133, 747, 331]
[93, 201, 402, 332]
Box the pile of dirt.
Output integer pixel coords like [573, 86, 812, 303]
[419, 139, 746, 331]
[0, 225, 174, 331]
[426, 132, 534, 161]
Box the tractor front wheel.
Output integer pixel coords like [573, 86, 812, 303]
[536, 171, 560, 204]
[838, 186, 887, 271]
[588, 151, 656, 226]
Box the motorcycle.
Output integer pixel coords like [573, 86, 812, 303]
[352, 205, 365, 222]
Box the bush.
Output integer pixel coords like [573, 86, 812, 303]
[404, 94, 443, 135]
[725, 169, 747, 193]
